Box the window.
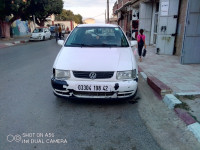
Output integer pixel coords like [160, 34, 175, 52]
[65, 27, 129, 47]
[33, 28, 43, 33]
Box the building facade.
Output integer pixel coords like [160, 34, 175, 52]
[113, 0, 200, 64]
[83, 18, 95, 24]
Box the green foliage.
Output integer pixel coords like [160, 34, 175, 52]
[0, 0, 29, 22]
[27, 0, 63, 26]
[55, 9, 83, 24]
[0, 0, 12, 20]
[74, 14, 83, 24]
[175, 102, 190, 111]
[0, 0, 63, 26]
[55, 10, 74, 21]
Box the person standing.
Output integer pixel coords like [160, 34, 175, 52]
[55, 24, 58, 42]
[137, 29, 146, 62]
[58, 24, 62, 40]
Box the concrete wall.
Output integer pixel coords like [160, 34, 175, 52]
[175, 0, 188, 56]
[54, 21, 75, 31]
[83, 18, 95, 24]
[139, 2, 153, 45]
[11, 19, 30, 37]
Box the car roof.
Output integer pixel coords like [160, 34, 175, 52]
[77, 24, 119, 28]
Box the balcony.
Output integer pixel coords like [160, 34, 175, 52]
[113, 3, 118, 14]
[113, 0, 132, 13]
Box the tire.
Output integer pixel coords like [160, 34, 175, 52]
[43, 36, 45, 41]
[49, 36, 52, 40]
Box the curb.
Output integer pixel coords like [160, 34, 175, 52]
[0, 44, 8, 49]
[162, 92, 200, 143]
[139, 66, 200, 143]
[163, 94, 181, 109]
[0, 39, 29, 49]
[147, 76, 172, 96]
[174, 108, 196, 125]
[188, 123, 200, 142]
[138, 66, 172, 97]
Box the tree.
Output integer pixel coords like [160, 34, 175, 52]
[55, 10, 74, 21]
[27, 0, 63, 26]
[74, 14, 83, 24]
[55, 9, 83, 24]
[0, 0, 29, 38]
[0, 0, 63, 38]
[0, 0, 63, 25]
[0, 0, 28, 23]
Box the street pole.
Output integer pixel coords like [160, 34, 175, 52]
[107, 0, 109, 23]
[33, 15, 36, 29]
[105, 9, 106, 23]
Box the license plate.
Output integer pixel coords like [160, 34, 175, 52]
[76, 85, 110, 92]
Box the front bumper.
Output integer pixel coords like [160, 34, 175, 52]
[30, 37, 43, 41]
[51, 77, 138, 99]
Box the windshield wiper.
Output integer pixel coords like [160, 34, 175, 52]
[70, 43, 95, 47]
[97, 43, 121, 47]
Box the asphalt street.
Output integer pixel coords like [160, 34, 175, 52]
[0, 39, 161, 150]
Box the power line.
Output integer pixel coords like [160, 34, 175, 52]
[91, 13, 105, 18]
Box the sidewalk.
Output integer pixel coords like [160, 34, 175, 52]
[0, 36, 30, 49]
[135, 46, 200, 143]
[136, 46, 200, 94]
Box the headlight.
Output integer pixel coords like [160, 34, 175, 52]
[117, 69, 136, 80]
[54, 69, 70, 80]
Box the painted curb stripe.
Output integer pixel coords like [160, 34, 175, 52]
[188, 122, 200, 142]
[174, 108, 196, 125]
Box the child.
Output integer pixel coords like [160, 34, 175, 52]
[137, 29, 146, 62]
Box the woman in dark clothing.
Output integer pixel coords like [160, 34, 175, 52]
[137, 29, 146, 62]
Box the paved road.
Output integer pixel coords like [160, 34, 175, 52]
[0, 40, 161, 150]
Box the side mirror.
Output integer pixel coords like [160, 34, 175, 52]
[57, 40, 64, 46]
[130, 40, 137, 47]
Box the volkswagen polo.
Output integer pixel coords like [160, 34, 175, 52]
[51, 24, 138, 99]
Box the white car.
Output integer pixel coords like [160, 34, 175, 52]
[51, 24, 138, 99]
[30, 27, 51, 41]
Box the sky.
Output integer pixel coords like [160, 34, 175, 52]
[63, 0, 116, 23]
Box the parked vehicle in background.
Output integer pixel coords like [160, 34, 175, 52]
[30, 27, 51, 41]
[51, 24, 138, 99]
[49, 26, 56, 38]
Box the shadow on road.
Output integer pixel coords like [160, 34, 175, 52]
[53, 94, 140, 107]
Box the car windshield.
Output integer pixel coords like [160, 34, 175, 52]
[33, 28, 43, 33]
[65, 27, 129, 47]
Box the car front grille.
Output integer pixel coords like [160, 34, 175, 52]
[73, 71, 114, 79]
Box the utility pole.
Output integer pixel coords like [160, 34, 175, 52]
[107, 0, 109, 23]
[105, 9, 107, 23]
[33, 15, 36, 29]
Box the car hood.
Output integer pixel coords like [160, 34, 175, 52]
[54, 47, 134, 71]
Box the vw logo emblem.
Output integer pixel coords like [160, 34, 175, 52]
[89, 72, 96, 79]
